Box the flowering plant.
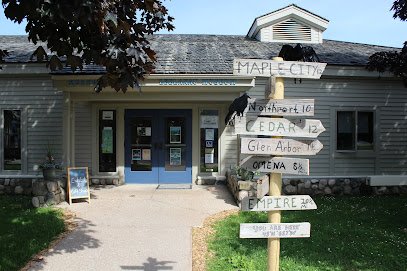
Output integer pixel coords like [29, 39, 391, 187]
[37, 145, 63, 172]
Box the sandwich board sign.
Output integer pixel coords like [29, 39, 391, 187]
[67, 167, 90, 205]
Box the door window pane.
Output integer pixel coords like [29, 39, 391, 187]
[99, 110, 116, 172]
[4, 110, 21, 170]
[131, 117, 152, 171]
[165, 117, 186, 171]
[200, 110, 219, 172]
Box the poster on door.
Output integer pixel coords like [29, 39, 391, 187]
[170, 127, 181, 143]
[102, 128, 113, 153]
[132, 149, 142, 160]
[170, 148, 182, 165]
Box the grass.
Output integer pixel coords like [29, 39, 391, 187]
[0, 195, 66, 271]
[207, 196, 407, 271]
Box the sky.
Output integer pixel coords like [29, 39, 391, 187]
[0, 0, 405, 48]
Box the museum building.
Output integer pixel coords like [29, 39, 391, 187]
[0, 4, 406, 187]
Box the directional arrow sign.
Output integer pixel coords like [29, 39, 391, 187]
[244, 98, 314, 117]
[241, 195, 317, 211]
[240, 222, 311, 238]
[241, 138, 323, 156]
[233, 58, 326, 79]
[240, 156, 309, 175]
[235, 117, 325, 138]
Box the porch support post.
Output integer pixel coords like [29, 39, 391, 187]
[63, 92, 75, 168]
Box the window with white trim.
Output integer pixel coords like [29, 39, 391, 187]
[337, 111, 374, 151]
[3, 110, 22, 170]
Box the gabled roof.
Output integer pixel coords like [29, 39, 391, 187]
[0, 35, 400, 75]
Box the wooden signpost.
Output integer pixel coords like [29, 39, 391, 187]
[244, 98, 314, 117]
[241, 138, 323, 156]
[67, 167, 91, 205]
[235, 117, 325, 138]
[241, 195, 317, 211]
[240, 222, 311, 238]
[233, 56, 326, 271]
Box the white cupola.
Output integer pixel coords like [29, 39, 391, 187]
[247, 4, 329, 44]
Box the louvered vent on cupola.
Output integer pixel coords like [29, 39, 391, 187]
[247, 5, 329, 44]
[273, 19, 311, 42]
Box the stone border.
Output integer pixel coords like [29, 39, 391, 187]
[226, 170, 407, 204]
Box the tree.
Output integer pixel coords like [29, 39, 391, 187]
[366, 0, 407, 86]
[1, 0, 174, 93]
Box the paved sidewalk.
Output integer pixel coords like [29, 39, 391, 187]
[29, 184, 238, 271]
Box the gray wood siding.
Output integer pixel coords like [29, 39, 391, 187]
[0, 75, 63, 175]
[252, 76, 407, 176]
[75, 104, 93, 173]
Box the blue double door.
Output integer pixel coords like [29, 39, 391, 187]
[125, 109, 192, 184]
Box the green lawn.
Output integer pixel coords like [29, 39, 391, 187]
[0, 196, 66, 271]
[207, 196, 407, 271]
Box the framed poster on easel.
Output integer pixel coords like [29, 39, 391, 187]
[67, 167, 91, 205]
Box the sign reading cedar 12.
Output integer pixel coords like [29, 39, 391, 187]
[235, 117, 325, 138]
[241, 138, 323, 156]
[233, 58, 326, 78]
[244, 98, 315, 117]
[67, 167, 91, 205]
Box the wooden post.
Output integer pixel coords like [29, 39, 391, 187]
[267, 57, 284, 271]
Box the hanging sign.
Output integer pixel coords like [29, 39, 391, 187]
[241, 138, 323, 156]
[240, 222, 311, 238]
[241, 195, 317, 211]
[235, 117, 325, 138]
[244, 98, 314, 117]
[233, 58, 326, 79]
[67, 167, 90, 205]
[240, 156, 309, 175]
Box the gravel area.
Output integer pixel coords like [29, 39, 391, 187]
[192, 209, 239, 271]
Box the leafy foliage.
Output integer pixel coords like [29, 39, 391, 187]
[366, 1, 407, 86]
[2, 0, 174, 93]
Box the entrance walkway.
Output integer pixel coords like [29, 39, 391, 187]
[29, 184, 238, 271]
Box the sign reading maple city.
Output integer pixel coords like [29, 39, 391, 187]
[233, 58, 326, 79]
